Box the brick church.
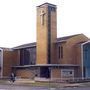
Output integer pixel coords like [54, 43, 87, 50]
[0, 3, 90, 81]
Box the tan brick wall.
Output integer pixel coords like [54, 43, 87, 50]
[3, 50, 20, 77]
[51, 68, 61, 78]
[58, 34, 88, 65]
[3, 51, 13, 76]
[65, 34, 88, 64]
[16, 69, 35, 79]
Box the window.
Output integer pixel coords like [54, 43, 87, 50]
[20, 47, 36, 65]
[58, 46, 63, 59]
[20, 49, 24, 65]
[61, 46, 63, 58]
[58, 46, 60, 59]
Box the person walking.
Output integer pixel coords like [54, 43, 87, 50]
[10, 73, 16, 83]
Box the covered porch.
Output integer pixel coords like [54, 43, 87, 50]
[12, 64, 79, 81]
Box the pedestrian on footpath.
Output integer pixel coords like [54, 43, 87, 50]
[10, 72, 16, 83]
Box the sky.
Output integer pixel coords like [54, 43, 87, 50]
[0, 0, 90, 48]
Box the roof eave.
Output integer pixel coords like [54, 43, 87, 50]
[12, 64, 80, 69]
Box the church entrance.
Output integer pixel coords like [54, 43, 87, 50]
[0, 49, 3, 78]
[40, 67, 50, 78]
[83, 42, 90, 78]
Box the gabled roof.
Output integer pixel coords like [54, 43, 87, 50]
[37, 2, 56, 7]
[0, 47, 12, 51]
[13, 34, 85, 49]
[57, 34, 83, 42]
[13, 42, 36, 49]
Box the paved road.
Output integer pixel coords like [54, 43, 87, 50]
[0, 84, 90, 90]
[0, 84, 51, 90]
[64, 87, 90, 90]
[0, 84, 47, 90]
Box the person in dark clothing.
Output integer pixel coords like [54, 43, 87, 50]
[10, 73, 16, 83]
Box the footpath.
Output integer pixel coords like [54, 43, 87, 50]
[1, 79, 89, 88]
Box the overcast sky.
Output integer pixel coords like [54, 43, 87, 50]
[0, 0, 90, 48]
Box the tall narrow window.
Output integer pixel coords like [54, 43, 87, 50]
[58, 46, 63, 59]
[24, 49, 30, 65]
[61, 46, 63, 59]
[20, 49, 24, 65]
[58, 46, 60, 59]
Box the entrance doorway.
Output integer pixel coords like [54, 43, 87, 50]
[83, 43, 90, 78]
[0, 49, 3, 78]
[40, 67, 50, 78]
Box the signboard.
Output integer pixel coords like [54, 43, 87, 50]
[61, 69, 74, 79]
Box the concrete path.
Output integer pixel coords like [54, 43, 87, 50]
[0, 84, 90, 90]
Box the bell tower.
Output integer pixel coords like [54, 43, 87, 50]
[36, 3, 57, 64]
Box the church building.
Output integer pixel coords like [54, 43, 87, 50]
[0, 3, 90, 81]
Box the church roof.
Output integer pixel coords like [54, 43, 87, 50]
[13, 34, 84, 49]
[37, 2, 56, 7]
[57, 34, 82, 41]
[13, 42, 36, 49]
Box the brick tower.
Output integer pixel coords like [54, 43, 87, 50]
[36, 3, 57, 64]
